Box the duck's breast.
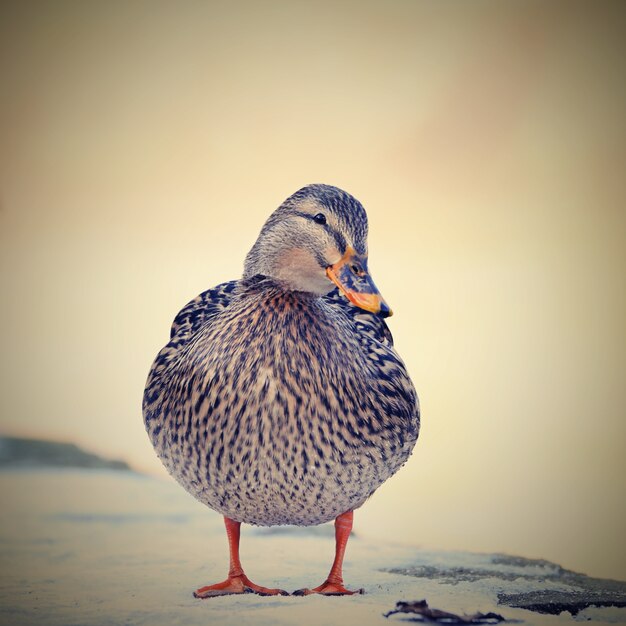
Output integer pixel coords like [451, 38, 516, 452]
[144, 288, 419, 526]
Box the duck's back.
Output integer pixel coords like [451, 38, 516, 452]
[143, 278, 419, 526]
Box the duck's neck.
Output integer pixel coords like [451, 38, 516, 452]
[241, 276, 322, 313]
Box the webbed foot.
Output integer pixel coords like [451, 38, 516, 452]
[293, 580, 364, 596]
[194, 574, 289, 598]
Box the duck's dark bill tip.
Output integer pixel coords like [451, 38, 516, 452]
[378, 302, 393, 318]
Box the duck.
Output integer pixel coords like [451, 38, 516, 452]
[143, 184, 420, 597]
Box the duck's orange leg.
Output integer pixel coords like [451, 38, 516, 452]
[194, 516, 288, 598]
[293, 510, 364, 596]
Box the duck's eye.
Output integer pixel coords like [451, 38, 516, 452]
[313, 213, 327, 225]
[350, 263, 365, 277]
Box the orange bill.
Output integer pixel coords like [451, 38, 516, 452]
[326, 246, 392, 318]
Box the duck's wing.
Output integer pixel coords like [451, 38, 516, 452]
[144, 280, 239, 418]
[323, 287, 420, 440]
[169, 280, 239, 346]
[322, 288, 394, 348]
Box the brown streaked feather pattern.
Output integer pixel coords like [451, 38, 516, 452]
[143, 276, 419, 526]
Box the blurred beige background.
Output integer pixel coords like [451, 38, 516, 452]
[1, 1, 624, 581]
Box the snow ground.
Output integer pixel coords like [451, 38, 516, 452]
[0, 470, 624, 626]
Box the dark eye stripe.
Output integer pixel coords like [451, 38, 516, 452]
[332, 230, 347, 255]
[293, 210, 327, 225]
[294, 211, 348, 256]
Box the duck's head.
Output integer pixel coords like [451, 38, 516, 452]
[243, 184, 392, 318]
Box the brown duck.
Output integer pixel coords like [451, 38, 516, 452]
[143, 184, 420, 596]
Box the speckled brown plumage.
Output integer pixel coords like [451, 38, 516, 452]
[143, 184, 419, 529]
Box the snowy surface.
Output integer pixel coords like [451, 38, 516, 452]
[1, 469, 624, 626]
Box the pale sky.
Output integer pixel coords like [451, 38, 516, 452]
[1, 1, 625, 580]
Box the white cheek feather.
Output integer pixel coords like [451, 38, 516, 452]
[274, 248, 335, 295]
